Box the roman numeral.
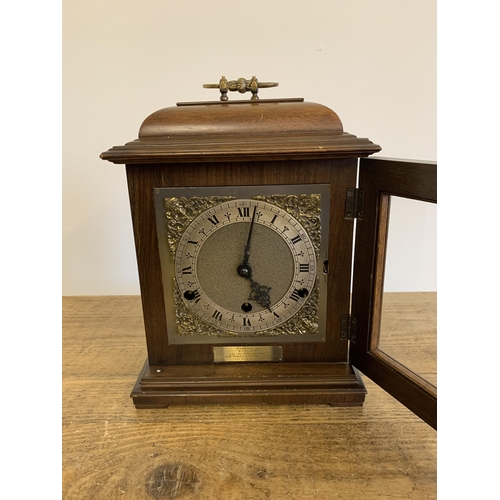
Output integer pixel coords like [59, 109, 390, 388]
[289, 289, 301, 301]
[291, 235, 302, 244]
[243, 317, 252, 326]
[212, 309, 223, 321]
[270, 214, 278, 225]
[208, 215, 220, 225]
[182, 266, 192, 274]
[273, 311, 280, 319]
[299, 263, 310, 273]
[237, 207, 250, 217]
[187, 240, 198, 245]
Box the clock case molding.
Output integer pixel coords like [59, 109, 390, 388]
[101, 97, 437, 429]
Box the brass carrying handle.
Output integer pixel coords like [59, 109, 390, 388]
[203, 76, 279, 101]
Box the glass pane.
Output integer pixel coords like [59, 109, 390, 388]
[377, 196, 437, 387]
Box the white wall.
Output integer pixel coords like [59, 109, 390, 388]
[383, 197, 436, 292]
[63, 0, 436, 295]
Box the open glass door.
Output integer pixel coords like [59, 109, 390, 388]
[350, 158, 437, 429]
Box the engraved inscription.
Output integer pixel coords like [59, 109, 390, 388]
[213, 346, 283, 363]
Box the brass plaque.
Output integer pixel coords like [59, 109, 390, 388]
[213, 346, 283, 363]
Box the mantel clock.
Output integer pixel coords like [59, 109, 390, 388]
[101, 76, 437, 429]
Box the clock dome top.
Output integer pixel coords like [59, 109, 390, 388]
[138, 99, 343, 139]
[101, 98, 380, 164]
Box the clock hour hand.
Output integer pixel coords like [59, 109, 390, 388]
[249, 280, 272, 312]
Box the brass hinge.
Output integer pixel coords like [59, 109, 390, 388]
[340, 314, 357, 342]
[344, 188, 364, 219]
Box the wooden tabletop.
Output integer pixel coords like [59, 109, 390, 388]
[63, 295, 436, 500]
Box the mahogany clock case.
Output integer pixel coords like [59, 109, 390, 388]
[122, 154, 368, 409]
[101, 97, 436, 428]
[124, 157, 361, 370]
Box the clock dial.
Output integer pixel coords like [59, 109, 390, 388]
[174, 199, 317, 333]
[154, 184, 330, 344]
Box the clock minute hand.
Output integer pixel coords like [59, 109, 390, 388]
[242, 205, 257, 265]
[238, 206, 257, 277]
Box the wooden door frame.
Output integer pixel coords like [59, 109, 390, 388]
[350, 157, 437, 429]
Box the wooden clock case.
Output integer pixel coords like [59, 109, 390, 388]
[101, 97, 437, 429]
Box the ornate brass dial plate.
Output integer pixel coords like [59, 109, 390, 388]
[154, 184, 330, 345]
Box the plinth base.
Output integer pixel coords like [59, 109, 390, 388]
[131, 360, 366, 408]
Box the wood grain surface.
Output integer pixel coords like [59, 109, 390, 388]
[379, 292, 437, 387]
[100, 100, 380, 164]
[63, 295, 436, 500]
